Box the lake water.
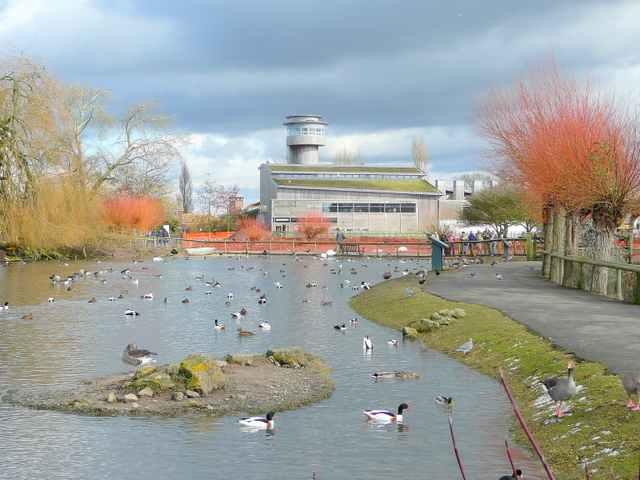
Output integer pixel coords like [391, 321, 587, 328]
[0, 254, 547, 479]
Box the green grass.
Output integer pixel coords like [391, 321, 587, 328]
[349, 274, 640, 480]
[273, 178, 439, 193]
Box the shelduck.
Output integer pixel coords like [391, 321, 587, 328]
[363, 335, 374, 350]
[237, 411, 278, 429]
[334, 324, 347, 331]
[363, 403, 411, 422]
[214, 319, 226, 330]
[124, 309, 140, 316]
[259, 321, 271, 330]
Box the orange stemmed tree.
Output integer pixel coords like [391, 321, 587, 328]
[474, 55, 640, 293]
[101, 195, 166, 233]
[297, 212, 332, 238]
[235, 218, 271, 241]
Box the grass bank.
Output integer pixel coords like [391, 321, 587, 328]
[349, 274, 639, 480]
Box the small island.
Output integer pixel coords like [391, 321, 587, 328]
[2, 348, 336, 418]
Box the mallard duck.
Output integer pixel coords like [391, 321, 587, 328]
[363, 403, 411, 422]
[237, 327, 255, 336]
[435, 395, 454, 407]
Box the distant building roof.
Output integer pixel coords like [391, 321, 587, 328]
[273, 178, 440, 194]
[265, 164, 424, 174]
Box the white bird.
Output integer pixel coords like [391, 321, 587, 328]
[388, 339, 398, 347]
[231, 312, 244, 319]
[455, 338, 473, 354]
[361, 281, 372, 290]
[124, 309, 140, 316]
[495, 273, 504, 281]
[46, 296, 55, 302]
[227, 292, 234, 299]
[363, 335, 374, 350]
[405, 288, 416, 297]
[274, 282, 283, 289]
[259, 321, 271, 330]
[214, 319, 226, 330]
[363, 403, 411, 423]
[237, 411, 277, 429]
[141, 293, 154, 299]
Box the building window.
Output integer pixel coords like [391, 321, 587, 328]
[322, 202, 338, 213]
[400, 203, 416, 213]
[354, 203, 369, 212]
[370, 203, 384, 213]
[338, 203, 353, 212]
[385, 203, 401, 213]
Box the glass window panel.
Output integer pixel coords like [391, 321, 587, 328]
[354, 203, 369, 212]
[338, 203, 353, 212]
[400, 203, 416, 213]
[385, 203, 401, 213]
[370, 203, 384, 213]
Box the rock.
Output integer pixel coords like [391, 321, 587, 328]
[225, 353, 269, 366]
[131, 402, 140, 408]
[171, 392, 185, 401]
[410, 319, 440, 333]
[124, 393, 138, 403]
[395, 371, 421, 379]
[402, 326, 419, 339]
[134, 372, 175, 392]
[179, 353, 226, 395]
[185, 390, 200, 398]
[265, 347, 314, 368]
[185, 399, 205, 408]
[138, 387, 154, 397]
[106, 392, 117, 403]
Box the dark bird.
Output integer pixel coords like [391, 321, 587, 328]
[434, 270, 440, 275]
[622, 372, 640, 410]
[418, 278, 426, 284]
[499, 469, 523, 480]
[541, 363, 577, 418]
[382, 272, 392, 280]
[334, 324, 347, 331]
[470, 271, 476, 276]
[491, 260, 499, 266]
[237, 327, 255, 336]
[121, 343, 157, 375]
[21, 313, 34, 320]
[182, 298, 190, 304]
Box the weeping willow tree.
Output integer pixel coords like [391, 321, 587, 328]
[0, 52, 184, 253]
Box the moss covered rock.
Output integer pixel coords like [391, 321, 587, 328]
[179, 353, 225, 395]
[402, 326, 419, 339]
[266, 347, 313, 368]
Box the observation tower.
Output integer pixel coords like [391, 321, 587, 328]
[283, 114, 328, 164]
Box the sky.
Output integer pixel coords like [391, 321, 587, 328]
[1, 0, 640, 206]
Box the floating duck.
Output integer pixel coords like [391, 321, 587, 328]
[124, 309, 140, 316]
[141, 293, 154, 299]
[237, 411, 277, 429]
[498, 469, 523, 480]
[214, 319, 226, 330]
[88, 297, 97, 303]
[21, 313, 33, 320]
[121, 342, 157, 375]
[361, 281, 372, 290]
[350, 318, 358, 325]
[258, 294, 267, 304]
[231, 312, 244, 319]
[370, 372, 395, 379]
[435, 396, 454, 407]
[363, 403, 411, 422]
[363, 335, 374, 350]
[259, 321, 271, 330]
[182, 298, 190, 304]
[541, 363, 577, 418]
[388, 339, 398, 347]
[237, 327, 255, 336]
[334, 324, 347, 331]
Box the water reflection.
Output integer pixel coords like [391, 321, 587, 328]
[0, 255, 548, 479]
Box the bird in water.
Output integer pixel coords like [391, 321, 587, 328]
[214, 319, 226, 330]
[435, 395, 455, 407]
[363, 335, 374, 350]
[334, 324, 347, 331]
[454, 338, 473, 354]
[363, 403, 411, 423]
[258, 321, 271, 330]
[621, 372, 640, 410]
[541, 363, 577, 418]
[124, 308, 140, 316]
[370, 372, 395, 379]
[498, 469, 523, 480]
[237, 411, 278, 429]
[382, 272, 392, 280]
[237, 327, 255, 336]
[121, 343, 157, 375]
[388, 339, 398, 347]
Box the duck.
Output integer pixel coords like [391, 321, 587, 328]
[541, 363, 577, 418]
[185, 286, 193, 291]
[274, 282, 283, 289]
[370, 371, 395, 379]
[237, 411, 278, 429]
[107, 296, 116, 301]
[350, 318, 358, 325]
[259, 321, 271, 330]
[363, 335, 374, 350]
[363, 403, 411, 422]
[121, 342, 157, 375]
[382, 272, 392, 280]
[46, 296, 55, 303]
[231, 312, 244, 319]
[361, 281, 372, 290]
[258, 294, 267, 304]
[435, 396, 455, 407]
[141, 293, 154, 299]
[214, 319, 226, 330]
[388, 339, 398, 347]
[227, 292, 234, 299]
[334, 324, 347, 331]
[237, 327, 255, 336]
[454, 338, 473, 354]
[498, 469, 523, 480]
[622, 372, 640, 410]
[21, 313, 34, 320]
[182, 298, 190, 304]
[124, 309, 140, 316]
[88, 297, 98, 303]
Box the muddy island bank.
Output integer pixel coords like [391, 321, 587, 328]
[2, 348, 336, 418]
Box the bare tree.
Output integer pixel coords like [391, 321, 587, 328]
[453, 172, 496, 191]
[176, 161, 193, 213]
[411, 135, 430, 176]
[332, 145, 363, 165]
[198, 175, 240, 216]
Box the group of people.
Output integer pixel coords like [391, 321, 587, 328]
[439, 229, 498, 256]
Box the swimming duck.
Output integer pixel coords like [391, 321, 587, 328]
[214, 319, 226, 330]
[231, 312, 244, 319]
[622, 372, 640, 409]
[124, 309, 140, 316]
[46, 296, 55, 303]
[237, 411, 277, 429]
[258, 294, 267, 304]
[435, 396, 455, 407]
[182, 298, 190, 304]
[498, 469, 523, 480]
[388, 339, 398, 347]
[382, 272, 392, 280]
[88, 297, 97, 303]
[227, 292, 234, 299]
[541, 363, 577, 418]
[334, 324, 347, 331]
[363, 403, 411, 422]
[21, 313, 34, 320]
[237, 327, 255, 336]
[361, 281, 372, 290]
[259, 321, 271, 330]
[141, 293, 154, 299]
[363, 335, 374, 350]
[370, 372, 395, 379]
